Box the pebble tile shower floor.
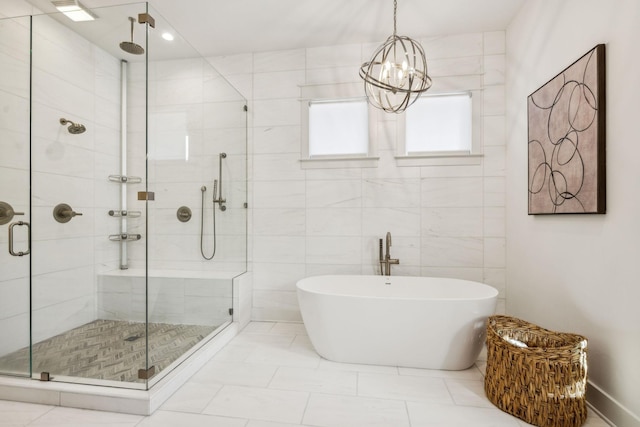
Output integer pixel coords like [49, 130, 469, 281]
[0, 322, 611, 426]
[0, 319, 216, 382]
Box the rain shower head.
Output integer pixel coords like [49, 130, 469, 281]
[120, 16, 144, 55]
[60, 118, 86, 134]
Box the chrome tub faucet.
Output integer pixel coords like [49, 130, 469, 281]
[379, 232, 400, 276]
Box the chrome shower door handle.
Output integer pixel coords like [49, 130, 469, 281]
[8, 221, 31, 256]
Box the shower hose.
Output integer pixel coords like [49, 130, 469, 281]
[200, 186, 217, 260]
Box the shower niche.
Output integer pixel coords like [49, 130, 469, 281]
[0, 0, 247, 407]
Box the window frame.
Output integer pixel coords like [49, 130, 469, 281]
[300, 82, 379, 169]
[396, 90, 483, 167]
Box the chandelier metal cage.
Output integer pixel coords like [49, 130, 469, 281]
[359, 0, 432, 113]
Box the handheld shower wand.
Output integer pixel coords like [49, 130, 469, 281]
[199, 152, 227, 260]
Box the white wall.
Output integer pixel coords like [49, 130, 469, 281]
[506, 1, 640, 425]
[209, 30, 508, 322]
[125, 58, 248, 274]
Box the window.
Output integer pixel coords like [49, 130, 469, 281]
[300, 82, 379, 169]
[397, 91, 482, 166]
[308, 99, 368, 157]
[406, 93, 471, 154]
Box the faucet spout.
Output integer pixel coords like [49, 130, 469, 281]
[385, 231, 392, 256]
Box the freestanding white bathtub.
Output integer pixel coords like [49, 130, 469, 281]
[296, 275, 498, 370]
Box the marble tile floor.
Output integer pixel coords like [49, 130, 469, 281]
[0, 321, 611, 426]
[0, 320, 216, 383]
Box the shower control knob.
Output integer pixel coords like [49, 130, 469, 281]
[177, 206, 192, 222]
[0, 201, 24, 225]
[53, 203, 83, 223]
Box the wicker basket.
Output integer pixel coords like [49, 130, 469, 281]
[484, 315, 588, 427]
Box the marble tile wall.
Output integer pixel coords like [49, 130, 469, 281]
[209, 31, 507, 321]
[1, 17, 504, 353]
[98, 273, 232, 326]
[96, 58, 248, 327]
[125, 59, 248, 275]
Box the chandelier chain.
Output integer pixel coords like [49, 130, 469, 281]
[393, 0, 397, 36]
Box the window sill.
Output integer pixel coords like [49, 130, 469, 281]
[300, 156, 380, 169]
[395, 153, 483, 167]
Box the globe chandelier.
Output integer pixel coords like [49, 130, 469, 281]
[359, 0, 433, 113]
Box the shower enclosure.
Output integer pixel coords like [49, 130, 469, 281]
[0, 1, 247, 393]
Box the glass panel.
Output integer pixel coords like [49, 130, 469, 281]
[0, 0, 246, 389]
[0, 15, 31, 377]
[28, 3, 149, 388]
[143, 4, 247, 386]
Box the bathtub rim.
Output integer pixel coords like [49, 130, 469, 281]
[296, 274, 499, 301]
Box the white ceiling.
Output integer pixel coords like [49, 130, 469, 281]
[16, 0, 525, 58]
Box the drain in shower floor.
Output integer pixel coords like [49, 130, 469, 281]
[124, 335, 142, 342]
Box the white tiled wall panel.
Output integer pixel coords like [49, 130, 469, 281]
[98, 273, 232, 326]
[122, 58, 247, 278]
[208, 30, 507, 321]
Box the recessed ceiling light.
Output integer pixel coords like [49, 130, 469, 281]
[52, 0, 97, 22]
[162, 32, 174, 41]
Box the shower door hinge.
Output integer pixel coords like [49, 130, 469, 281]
[228, 308, 233, 316]
[243, 202, 248, 208]
[243, 105, 248, 112]
[137, 191, 155, 201]
[138, 365, 156, 380]
[138, 13, 155, 28]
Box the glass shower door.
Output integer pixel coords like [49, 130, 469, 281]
[0, 15, 31, 378]
[27, 4, 149, 387]
[27, 10, 116, 383]
[0, 1, 246, 388]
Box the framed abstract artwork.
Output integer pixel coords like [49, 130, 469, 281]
[527, 44, 606, 214]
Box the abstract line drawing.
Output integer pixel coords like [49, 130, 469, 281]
[527, 44, 606, 214]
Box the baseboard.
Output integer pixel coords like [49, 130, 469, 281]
[588, 380, 640, 427]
